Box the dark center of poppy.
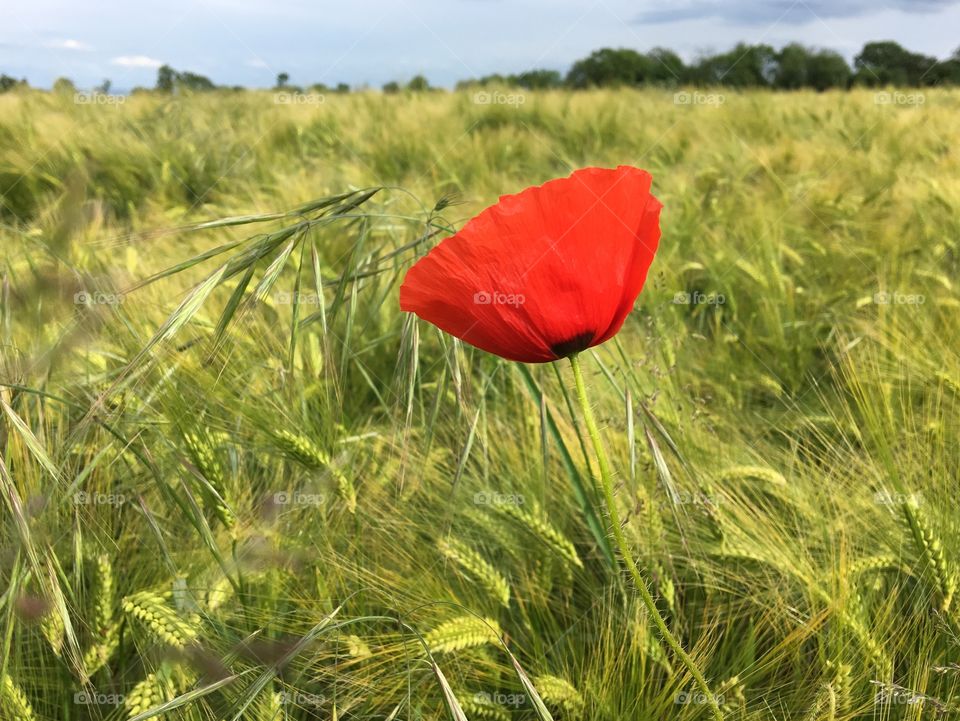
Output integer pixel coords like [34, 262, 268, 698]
[550, 331, 596, 359]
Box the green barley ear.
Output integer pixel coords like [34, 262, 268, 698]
[459, 692, 511, 721]
[122, 591, 200, 648]
[902, 498, 956, 614]
[81, 553, 119, 675]
[717, 675, 746, 712]
[257, 687, 284, 720]
[92, 553, 115, 635]
[499, 502, 582, 569]
[204, 573, 235, 613]
[182, 428, 236, 528]
[425, 615, 502, 654]
[273, 430, 357, 513]
[803, 661, 850, 721]
[438, 537, 511, 607]
[125, 672, 174, 718]
[532, 674, 585, 719]
[40, 606, 66, 657]
[344, 634, 372, 660]
[0, 673, 36, 721]
[835, 608, 891, 678]
[717, 465, 787, 486]
[82, 626, 119, 676]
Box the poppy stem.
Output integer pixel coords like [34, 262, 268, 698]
[568, 352, 723, 721]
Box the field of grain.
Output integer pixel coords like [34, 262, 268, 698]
[1, 87, 959, 720]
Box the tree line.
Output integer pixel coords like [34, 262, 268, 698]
[3, 39, 958, 95]
[457, 41, 960, 91]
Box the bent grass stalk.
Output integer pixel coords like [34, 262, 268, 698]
[569, 352, 723, 721]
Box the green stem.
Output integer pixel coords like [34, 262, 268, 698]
[569, 352, 723, 721]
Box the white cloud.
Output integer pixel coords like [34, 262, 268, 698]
[111, 55, 164, 68]
[45, 38, 93, 51]
[245, 57, 269, 68]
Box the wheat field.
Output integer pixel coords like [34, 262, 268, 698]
[1, 87, 959, 720]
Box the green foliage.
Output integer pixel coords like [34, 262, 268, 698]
[156, 63, 216, 93]
[854, 41, 939, 86]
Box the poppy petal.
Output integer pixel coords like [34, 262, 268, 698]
[400, 165, 662, 363]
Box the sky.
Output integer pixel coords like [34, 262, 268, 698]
[2, 0, 959, 91]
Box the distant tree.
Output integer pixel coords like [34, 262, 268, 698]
[156, 64, 176, 92]
[566, 48, 652, 88]
[645, 47, 686, 85]
[0, 74, 21, 92]
[774, 43, 811, 89]
[382, 80, 401, 94]
[177, 71, 215, 92]
[774, 44, 850, 90]
[276, 72, 290, 89]
[695, 43, 777, 87]
[155, 65, 216, 93]
[335, 82, 350, 93]
[480, 73, 508, 85]
[407, 75, 430, 92]
[854, 41, 937, 86]
[310, 82, 330, 93]
[513, 69, 563, 89]
[95, 78, 112, 94]
[52, 77, 76, 94]
[806, 49, 851, 90]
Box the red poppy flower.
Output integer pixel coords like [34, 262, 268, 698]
[399, 165, 662, 363]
